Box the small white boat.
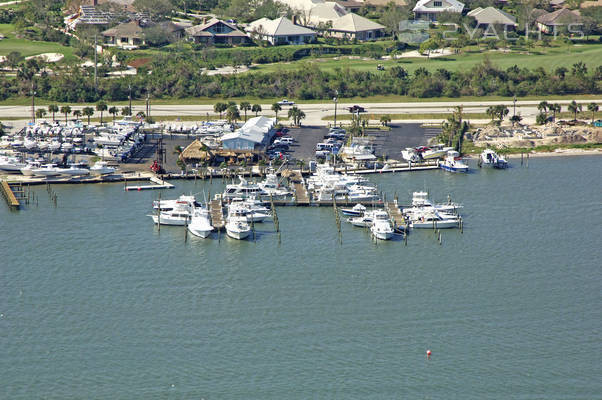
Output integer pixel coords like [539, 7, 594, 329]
[228, 202, 270, 223]
[479, 149, 508, 169]
[150, 209, 191, 226]
[153, 195, 199, 211]
[440, 151, 469, 173]
[401, 147, 421, 163]
[59, 165, 90, 176]
[370, 210, 394, 240]
[341, 203, 367, 216]
[348, 210, 375, 227]
[225, 208, 251, 240]
[90, 161, 116, 175]
[187, 207, 214, 238]
[422, 144, 454, 160]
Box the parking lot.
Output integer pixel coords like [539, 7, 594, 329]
[283, 123, 440, 161]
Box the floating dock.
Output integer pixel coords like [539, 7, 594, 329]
[124, 175, 175, 191]
[385, 201, 405, 228]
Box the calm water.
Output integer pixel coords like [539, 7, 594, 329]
[1, 156, 601, 399]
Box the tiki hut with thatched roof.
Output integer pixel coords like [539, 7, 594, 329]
[180, 140, 265, 166]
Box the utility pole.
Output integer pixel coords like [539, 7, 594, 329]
[333, 89, 338, 127]
[513, 96, 517, 117]
[146, 92, 150, 119]
[128, 84, 132, 115]
[31, 83, 36, 123]
[94, 34, 98, 91]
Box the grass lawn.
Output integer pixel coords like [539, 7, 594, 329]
[0, 24, 76, 62]
[250, 43, 602, 75]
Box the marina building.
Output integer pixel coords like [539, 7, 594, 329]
[220, 117, 277, 151]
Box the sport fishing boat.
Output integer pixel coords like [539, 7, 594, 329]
[401, 147, 421, 163]
[31, 164, 62, 177]
[440, 151, 469, 173]
[341, 203, 366, 216]
[402, 191, 462, 215]
[0, 156, 27, 173]
[479, 149, 508, 169]
[187, 207, 214, 238]
[421, 144, 454, 160]
[227, 202, 270, 223]
[410, 210, 460, 229]
[370, 210, 394, 240]
[223, 176, 266, 200]
[150, 200, 192, 226]
[153, 195, 199, 211]
[225, 208, 251, 240]
[90, 161, 116, 175]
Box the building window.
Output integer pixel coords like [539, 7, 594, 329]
[434, 1, 442, 6]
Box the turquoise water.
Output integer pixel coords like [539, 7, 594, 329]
[1, 156, 601, 399]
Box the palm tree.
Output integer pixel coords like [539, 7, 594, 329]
[379, 115, 391, 127]
[48, 104, 58, 122]
[495, 105, 509, 122]
[72, 109, 82, 120]
[510, 114, 522, 126]
[587, 102, 599, 123]
[568, 100, 581, 121]
[82, 107, 94, 125]
[486, 106, 497, 122]
[35, 108, 47, 120]
[271, 103, 282, 120]
[214, 102, 227, 119]
[288, 106, 306, 126]
[121, 106, 131, 116]
[226, 105, 240, 124]
[550, 104, 561, 121]
[252, 104, 262, 116]
[239, 101, 251, 122]
[96, 101, 107, 124]
[60, 105, 71, 123]
[109, 106, 118, 123]
[537, 101, 549, 118]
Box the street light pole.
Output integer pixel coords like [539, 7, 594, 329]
[513, 96, 517, 117]
[146, 93, 150, 120]
[31, 84, 36, 123]
[128, 84, 132, 116]
[333, 90, 338, 127]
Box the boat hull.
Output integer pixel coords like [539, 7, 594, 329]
[440, 164, 468, 173]
[150, 215, 188, 226]
[188, 225, 213, 238]
[371, 229, 393, 240]
[411, 220, 459, 229]
[226, 228, 250, 240]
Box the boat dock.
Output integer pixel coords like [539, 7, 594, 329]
[385, 201, 405, 228]
[1, 180, 21, 209]
[290, 170, 310, 205]
[124, 175, 175, 191]
[209, 198, 225, 230]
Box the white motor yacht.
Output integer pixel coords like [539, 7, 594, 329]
[90, 161, 116, 175]
[0, 156, 27, 173]
[187, 207, 214, 238]
[348, 209, 375, 227]
[150, 204, 192, 226]
[410, 210, 460, 229]
[402, 191, 462, 215]
[20, 161, 41, 176]
[225, 208, 251, 240]
[479, 149, 508, 169]
[59, 165, 90, 176]
[257, 173, 293, 199]
[227, 202, 270, 223]
[153, 195, 199, 211]
[31, 164, 61, 177]
[341, 203, 366, 216]
[223, 176, 265, 200]
[440, 151, 469, 173]
[370, 210, 394, 240]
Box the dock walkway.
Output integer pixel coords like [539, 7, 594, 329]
[290, 170, 309, 205]
[209, 199, 225, 230]
[1, 180, 21, 209]
[385, 201, 405, 227]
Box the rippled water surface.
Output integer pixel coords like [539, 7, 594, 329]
[1, 156, 601, 399]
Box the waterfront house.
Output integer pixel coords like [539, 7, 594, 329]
[328, 13, 386, 40]
[246, 17, 317, 45]
[413, 0, 465, 22]
[467, 7, 517, 32]
[535, 8, 582, 34]
[221, 116, 277, 151]
[185, 18, 250, 45]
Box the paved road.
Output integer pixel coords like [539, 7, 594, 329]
[2, 99, 596, 127]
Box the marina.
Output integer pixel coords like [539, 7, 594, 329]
[1, 155, 600, 399]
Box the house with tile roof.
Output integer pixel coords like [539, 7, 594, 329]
[185, 18, 249, 45]
[246, 17, 317, 45]
[535, 8, 582, 34]
[102, 20, 184, 48]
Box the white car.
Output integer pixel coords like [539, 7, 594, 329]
[277, 99, 295, 106]
[279, 137, 294, 144]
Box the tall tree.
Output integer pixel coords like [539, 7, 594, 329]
[271, 103, 282, 120]
[587, 102, 599, 123]
[96, 101, 107, 124]
[214, 102, 227, 118]
[60, 105, 72, 123]
[82, 107, 94, 125]
[35, 108, 47, 120]
[568, 100, 581, 121]
[48, 104, 58, 121]
[109, 106, 118, 122]
[72, 109, 82, 120]
[226, 104, 240, 124]
[252, 104, 262, 117]
[239, 101, 251, 121]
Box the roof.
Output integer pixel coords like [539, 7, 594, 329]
[468, 7, 517, 26]
[185, 18, 247, 37]
[362, 0, 408, 5]
[102, 20, 183, 38]
[246, 17, 316, 36]
[530, 8, 548, 19]
[309, 2, 348, 23]
[330, 13, 385, 32]
[275, 0, 324, 12]
[536, 8, 582, 25]
[335, 0, 366, 9]
[413, 0, 464, 13]
[222, 116, 277, 144]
